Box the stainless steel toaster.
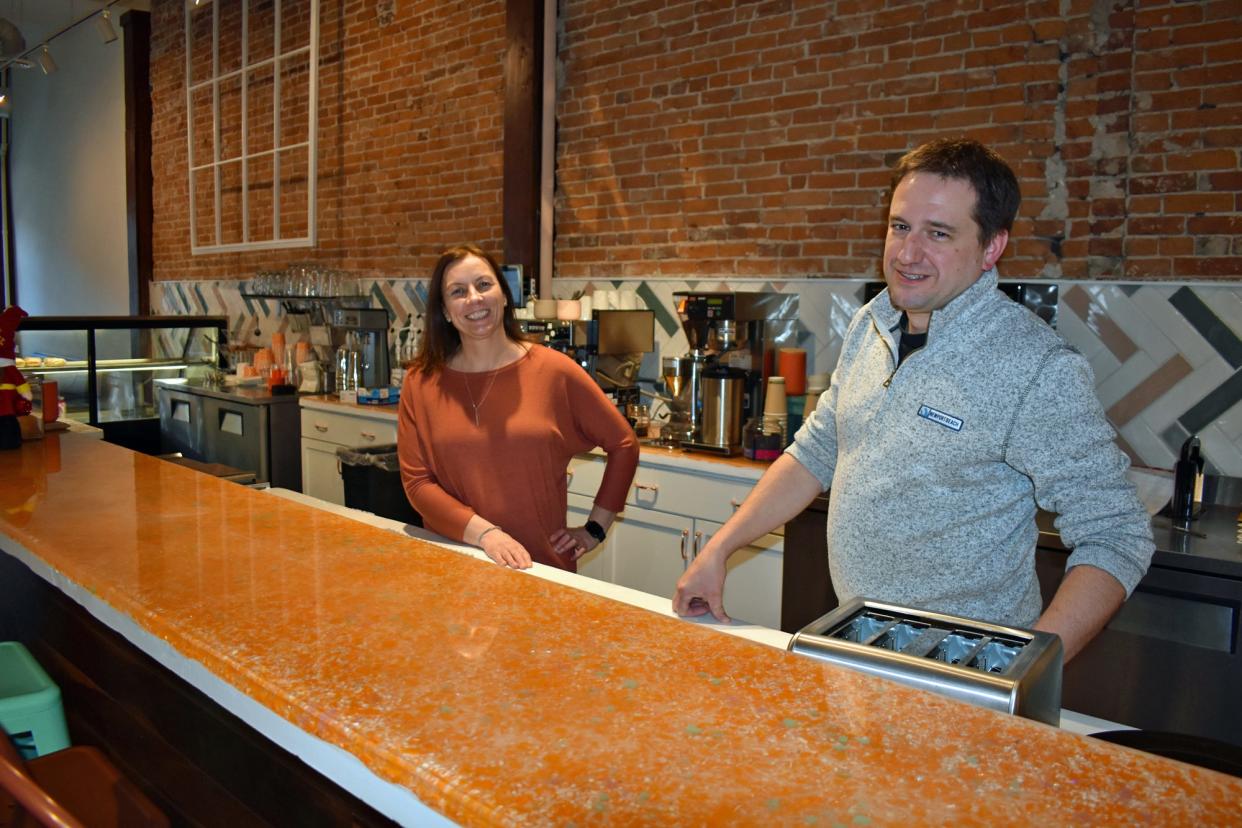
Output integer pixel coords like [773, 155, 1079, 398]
[788, 598, 1064, 724]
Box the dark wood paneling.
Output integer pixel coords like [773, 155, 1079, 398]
[121, 11, 153, 317]
[781, 494, 836, 633]
[0, 553, 396, 827]
[502, 0, 544, 279]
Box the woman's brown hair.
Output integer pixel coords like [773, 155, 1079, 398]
[412, 243, 528, 374]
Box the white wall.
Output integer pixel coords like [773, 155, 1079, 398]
[10, 6, 130, 316]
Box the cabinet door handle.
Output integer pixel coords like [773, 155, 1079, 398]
[693, 530, 703, 558]
[679, 528, 690, 561]
[730, 498, 742, 512]
[360, 431, 377, 441]
[314, 423, 328, 433]
[635, 482, 659, 492]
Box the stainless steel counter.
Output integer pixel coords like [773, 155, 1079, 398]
[156, 380, 302, 489]
[1037, 505, 1242, 580]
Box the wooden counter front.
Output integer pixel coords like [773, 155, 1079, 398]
[0, 434, 1239, 825]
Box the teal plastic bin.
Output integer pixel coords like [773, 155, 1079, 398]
[0, 642, 70, 759]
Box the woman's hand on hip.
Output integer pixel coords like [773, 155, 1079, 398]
[480, 529, 533, 569]
[549, 526, 595, 561]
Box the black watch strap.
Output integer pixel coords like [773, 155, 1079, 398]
[584, 520, 607, 543]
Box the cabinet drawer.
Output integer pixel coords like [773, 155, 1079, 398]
[300, 407, 397, 446]
[628, 465, 756, 525]
[570, 453, 768, 529]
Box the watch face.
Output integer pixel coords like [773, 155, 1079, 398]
[586, 520, 606, 541]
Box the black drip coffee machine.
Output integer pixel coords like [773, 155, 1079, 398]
[671, 291, 799, 455]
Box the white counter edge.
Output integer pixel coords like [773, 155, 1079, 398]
[263, 488, 792, 651]
[0, 525, 454, 827]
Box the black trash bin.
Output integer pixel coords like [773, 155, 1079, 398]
[336, 444, 423, 526]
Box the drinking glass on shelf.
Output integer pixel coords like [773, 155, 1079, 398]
[282, 349, 300, 389]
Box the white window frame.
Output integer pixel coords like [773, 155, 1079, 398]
[185, 0, 319, 254]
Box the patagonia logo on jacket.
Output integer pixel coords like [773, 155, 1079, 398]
[917, 404, 963, 432]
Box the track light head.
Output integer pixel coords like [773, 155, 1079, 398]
[95, 9, 117, 44]
[37, 45, 56, 75]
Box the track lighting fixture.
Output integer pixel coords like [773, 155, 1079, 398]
[0, 1, 122, 74]
[95, 9, 117, 44]
[37, 45, 56, 75]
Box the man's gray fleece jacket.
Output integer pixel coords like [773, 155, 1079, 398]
[787, 270, 1155, 627]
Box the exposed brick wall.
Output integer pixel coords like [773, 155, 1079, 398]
[555, 0, 1242, 281]
[149, 0, 1240, 285]
[150, 0, 506, 282]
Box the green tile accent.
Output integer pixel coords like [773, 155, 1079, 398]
[636, 282, 679, 337]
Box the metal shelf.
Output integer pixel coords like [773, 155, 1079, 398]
[23, 358, 206, 374]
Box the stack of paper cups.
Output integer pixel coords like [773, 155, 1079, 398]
[764, 376, 787, 416]
[762, 376, 788, 447]
[578, 294, 593, 320]
[270, 331, 286, 366]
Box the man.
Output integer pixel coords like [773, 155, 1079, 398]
[673, 139, 1154, 662]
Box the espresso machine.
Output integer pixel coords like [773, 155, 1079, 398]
[330, 306, 391, 390]
[670, 291, 799, 454]
[530, 310, 656, 418]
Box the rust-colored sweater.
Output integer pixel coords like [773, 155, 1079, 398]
[398, 345, 639, 570]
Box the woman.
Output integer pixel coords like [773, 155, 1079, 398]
[398, 244, 639, 570]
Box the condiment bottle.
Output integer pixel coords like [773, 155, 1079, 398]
[1171, 435, 1204, 521]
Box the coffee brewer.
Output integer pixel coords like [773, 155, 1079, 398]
[330, 307, 391, 390]
[671, 291, 799, 455]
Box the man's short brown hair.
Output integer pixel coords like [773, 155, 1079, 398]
[889, 139, 1021, 246]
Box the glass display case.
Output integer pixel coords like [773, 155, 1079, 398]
[16, 316, 228, 453]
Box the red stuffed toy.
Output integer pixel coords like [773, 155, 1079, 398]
[0, 306, 32, 449]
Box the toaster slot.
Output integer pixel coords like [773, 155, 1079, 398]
[872, 620, 930, 652]
[830, 612, 897, 645]
[928, 631, 985, 665]
[900, 627, 951, 658]
[968, 638, 1024, 674]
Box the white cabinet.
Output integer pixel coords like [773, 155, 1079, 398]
[299, 403, 398, 506]
[610, 506, 693, 601]
[568, 453, 783, 628]
[302, 439, 345, 505]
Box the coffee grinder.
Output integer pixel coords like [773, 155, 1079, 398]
[659, 353, 704, 446]
[672, 291, 799, 454]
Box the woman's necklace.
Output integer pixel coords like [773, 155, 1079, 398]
[463, 368, 500, 427]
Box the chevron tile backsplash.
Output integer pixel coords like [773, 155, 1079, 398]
[153, 278, 1242, 476]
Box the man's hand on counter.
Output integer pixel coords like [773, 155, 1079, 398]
[674, 454, 823, 624]
[674, 542, 732, 623]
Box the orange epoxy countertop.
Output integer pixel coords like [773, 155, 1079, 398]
[2, 434, 1240, 825]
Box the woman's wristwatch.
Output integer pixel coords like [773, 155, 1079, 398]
[584, 520, 607, 543]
